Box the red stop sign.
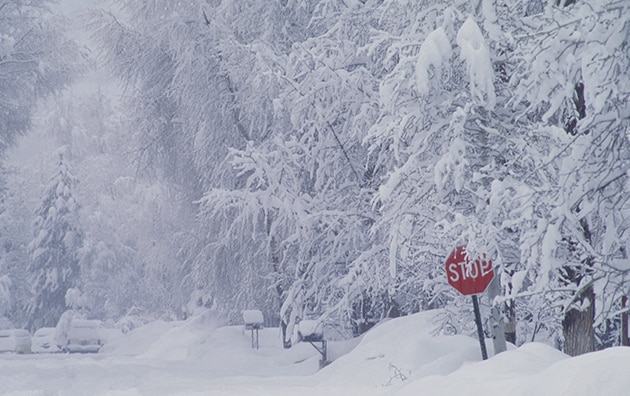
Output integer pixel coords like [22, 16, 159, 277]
[445, 246, 494, 295]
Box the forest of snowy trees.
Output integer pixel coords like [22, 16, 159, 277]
[0, 0, 628, 357]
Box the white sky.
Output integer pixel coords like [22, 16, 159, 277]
[50, 0, 121, 100]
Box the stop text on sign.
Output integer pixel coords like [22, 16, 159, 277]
[445, 246, 494, 295]
[446, 258, 493, 283]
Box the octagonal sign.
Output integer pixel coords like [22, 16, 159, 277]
[445, 246, 494, 295]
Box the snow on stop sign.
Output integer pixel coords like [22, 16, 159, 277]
[445, 246, 494, 295]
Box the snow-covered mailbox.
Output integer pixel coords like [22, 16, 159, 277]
[242, 310, 264, 349]
[298, 320, 328, 367]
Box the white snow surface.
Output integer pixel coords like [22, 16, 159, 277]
[1, 310, 629, 395]
[242, 310, 264, 325]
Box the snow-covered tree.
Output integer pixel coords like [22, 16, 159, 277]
[27, 148, 83, 330]
[89, 0, 340, 330]
[0, 0, 81, 152]
[511, 0, 630, 355]
[0, 0, 82, 329]
[84, 0, 630, 355]
[41, 89, 190, 322]
[356, 2, 507, 336]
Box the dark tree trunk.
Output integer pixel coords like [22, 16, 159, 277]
[504, 300, 517, 345]
[561, 217, 595, 356]
[280, 319, 292, 349]
[622, 295, 629, 347]
[562, 284, 595, 356]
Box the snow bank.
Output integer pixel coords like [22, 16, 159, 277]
[315, 310, 489, 387]
[100, 320, 180, 356]
[103, 309, 320, 376]
[5, 309, 630, 395]
[315, 311, 630, 395]
[139, 310, 227, 361]
[397, 342, 630, 396]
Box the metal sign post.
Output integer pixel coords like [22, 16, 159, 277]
[471, 294, 488, 360]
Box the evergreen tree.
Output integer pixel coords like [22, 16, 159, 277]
[27, 149, 83, 330]
[0, 0, 81, 329]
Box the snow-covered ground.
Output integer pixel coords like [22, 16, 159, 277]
[1, 310, 629, 395]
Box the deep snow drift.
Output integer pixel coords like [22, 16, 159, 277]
[1, 310, 629, 395]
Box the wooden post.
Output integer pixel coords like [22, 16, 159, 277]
[320, 340, 328, 368]
[251, 326, 260, 349]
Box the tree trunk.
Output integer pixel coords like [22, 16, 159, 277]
[504, 269, 517, 345]
[487, 276, 507, 354]
[622, 295, 629, 347]
[561, 216, 596, 356]
[562, 284, 595, 356]
[266, 212, 291, 348]
[280, 319, 292, 349]
[504, 300, 517, 345]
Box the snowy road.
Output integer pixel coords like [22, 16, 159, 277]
[0, 352, 383, 396]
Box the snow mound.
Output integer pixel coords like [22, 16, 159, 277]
[315, 310, 491, 387]
[397, 343, 630, 396]
[315, 310, 630, 394]
[139, 310, 228, 360]
[100, 320, 179, 356]
[102, 309, 320, 376]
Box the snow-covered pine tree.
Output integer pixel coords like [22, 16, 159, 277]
[27, 148, 83, 330]
[0, 1, 81, 329]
